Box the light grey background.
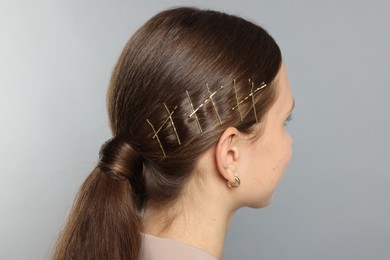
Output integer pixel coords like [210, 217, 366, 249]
[1, 0, 389, 259]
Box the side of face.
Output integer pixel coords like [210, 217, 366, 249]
[237, 64, 294, 208]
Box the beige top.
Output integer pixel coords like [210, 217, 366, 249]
[139, 233, 218, 260]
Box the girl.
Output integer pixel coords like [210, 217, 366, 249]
[53, 7, 294, 260]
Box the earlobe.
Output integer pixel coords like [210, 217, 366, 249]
[215, 127, 240, 186]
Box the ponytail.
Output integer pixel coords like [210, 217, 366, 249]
[53, 137, 143, 260]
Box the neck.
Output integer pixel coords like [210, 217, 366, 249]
[142, 184, 235, 259]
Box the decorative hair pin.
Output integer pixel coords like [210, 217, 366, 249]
[146, 118, 166, 156]
[231, 80, 267, 123]
[146, 103, 181, 156]
[232, 79, 243, 121]
[147, 80, 267, 156]
[187, 84, 224, 125]
[186, 91, 203, 133]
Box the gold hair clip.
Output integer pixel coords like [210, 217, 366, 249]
[146, 103, 181, 156]
[232, 79, 243, 121]
[147, 80, 267, 156]
[188, 84, 224, 125]
[146, 119, 166, 157]
[164, 103, 181, 145]
[206, 83, 223, 125]
[250, 81, 258, 123]
[186, 91, 203, 133]
[231, 80, 266, 122]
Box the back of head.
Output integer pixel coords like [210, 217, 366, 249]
[108, 6, 281, 207]
[53, 7, 281, 260]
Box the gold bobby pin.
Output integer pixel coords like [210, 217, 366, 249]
[146, 104, 179, 156]
[205, 83, 223, 125]
[232, 79, 243, 121]
[250, 81, 258, 123]
[146, 119, 166, 157]
[186, 91, 203, 133]
[148, 79, 267, 156]
[231, 81, 267, 112]
[188, 84, 224, 125]
[163, 103, 181, 144]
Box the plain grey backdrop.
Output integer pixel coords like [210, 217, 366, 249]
[1, 0, 389, 259]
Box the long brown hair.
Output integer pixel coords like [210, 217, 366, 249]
[53, 7, 281, 260]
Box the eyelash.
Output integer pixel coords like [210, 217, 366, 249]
[284, 114, 293, 126]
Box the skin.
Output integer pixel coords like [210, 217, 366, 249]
[232, 63, 294, 208]
[143, 63, 294, 259]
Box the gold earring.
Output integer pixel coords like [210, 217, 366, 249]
[227, 176, 241, 188]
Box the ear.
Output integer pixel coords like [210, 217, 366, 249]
[215, 127, 240, 186]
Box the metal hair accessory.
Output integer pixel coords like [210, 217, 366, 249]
[188, 84, 224, 126]
[147, 80, 267, 157]
[232, 80, 267, 123]
[146, 103, 181, 157]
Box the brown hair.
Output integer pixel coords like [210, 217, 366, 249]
[53, 7, 281, 260]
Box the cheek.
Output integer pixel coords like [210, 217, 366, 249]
[242, 132, 292, 207]
[266, 132, 292, 179]
[284, 132, 293, 164]
[241, 141, 291, 208]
